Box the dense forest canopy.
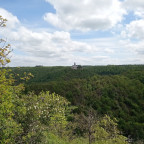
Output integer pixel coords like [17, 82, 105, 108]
[10, 65, 144, 142]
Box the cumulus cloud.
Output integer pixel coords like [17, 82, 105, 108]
[44, 0, 126, 31]
[123, 0, 144, 18]
[121, 19, 144, 39]
[120, 0, 144, 59]
[7, 27, 93, 57]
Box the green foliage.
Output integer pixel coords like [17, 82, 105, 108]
[0, 16, 22, 143]
[0, 15, 7, 27]
[42, 132, 69, 144]
[95, 115, 127, 143]
[40, 114, 128, 144]
[12, 91, 71, 143]
[72, 110, 127, 144]
[11, 65, 144, 84]
[0, 16, 11, 67]
[18, 66, 144, 141]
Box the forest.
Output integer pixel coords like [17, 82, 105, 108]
[1, 16, 144, 144]
[9, 64, 144, 143]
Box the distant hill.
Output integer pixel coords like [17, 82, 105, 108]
[11, 65, 144, 83]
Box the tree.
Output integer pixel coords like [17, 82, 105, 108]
[73, 109, 128, 144]
[74, 109, 97, 144]
[16, 91, 71, 143]
[95, 115, 128, 144]
[0, 16, 11, 67]
[0, 15, 22, 143]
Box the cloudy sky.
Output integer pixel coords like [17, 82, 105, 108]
[0, 0, 144, 66]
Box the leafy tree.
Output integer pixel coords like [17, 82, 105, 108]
[18, 91, 71, 143]
[0, 15, 22, 143]
[73, 111, 128, 144]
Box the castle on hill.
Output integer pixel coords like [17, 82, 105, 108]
[71, 62, 82, 70]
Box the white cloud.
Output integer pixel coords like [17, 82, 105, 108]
[120, 0, 144, 59]
[7, 27, 93, 57]
[123, 0, 144, 18]
[134, 11, 144, 18]
[125, 41, 144, 55]
[44, 0, 126, 31]
[123, 0, 144, 11]
[121, 19, 144, 39]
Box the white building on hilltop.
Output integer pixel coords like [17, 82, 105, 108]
[71, 62, 78, 70]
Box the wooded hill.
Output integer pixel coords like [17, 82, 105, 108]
[11, 65, 144, 141]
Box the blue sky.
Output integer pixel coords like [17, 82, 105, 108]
[0, 0, 144, 66]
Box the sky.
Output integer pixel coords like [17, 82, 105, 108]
[0, 0, 144, 66]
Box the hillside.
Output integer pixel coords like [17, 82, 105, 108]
[11, 64, 144, 83]
[10, 65, 144, 141]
